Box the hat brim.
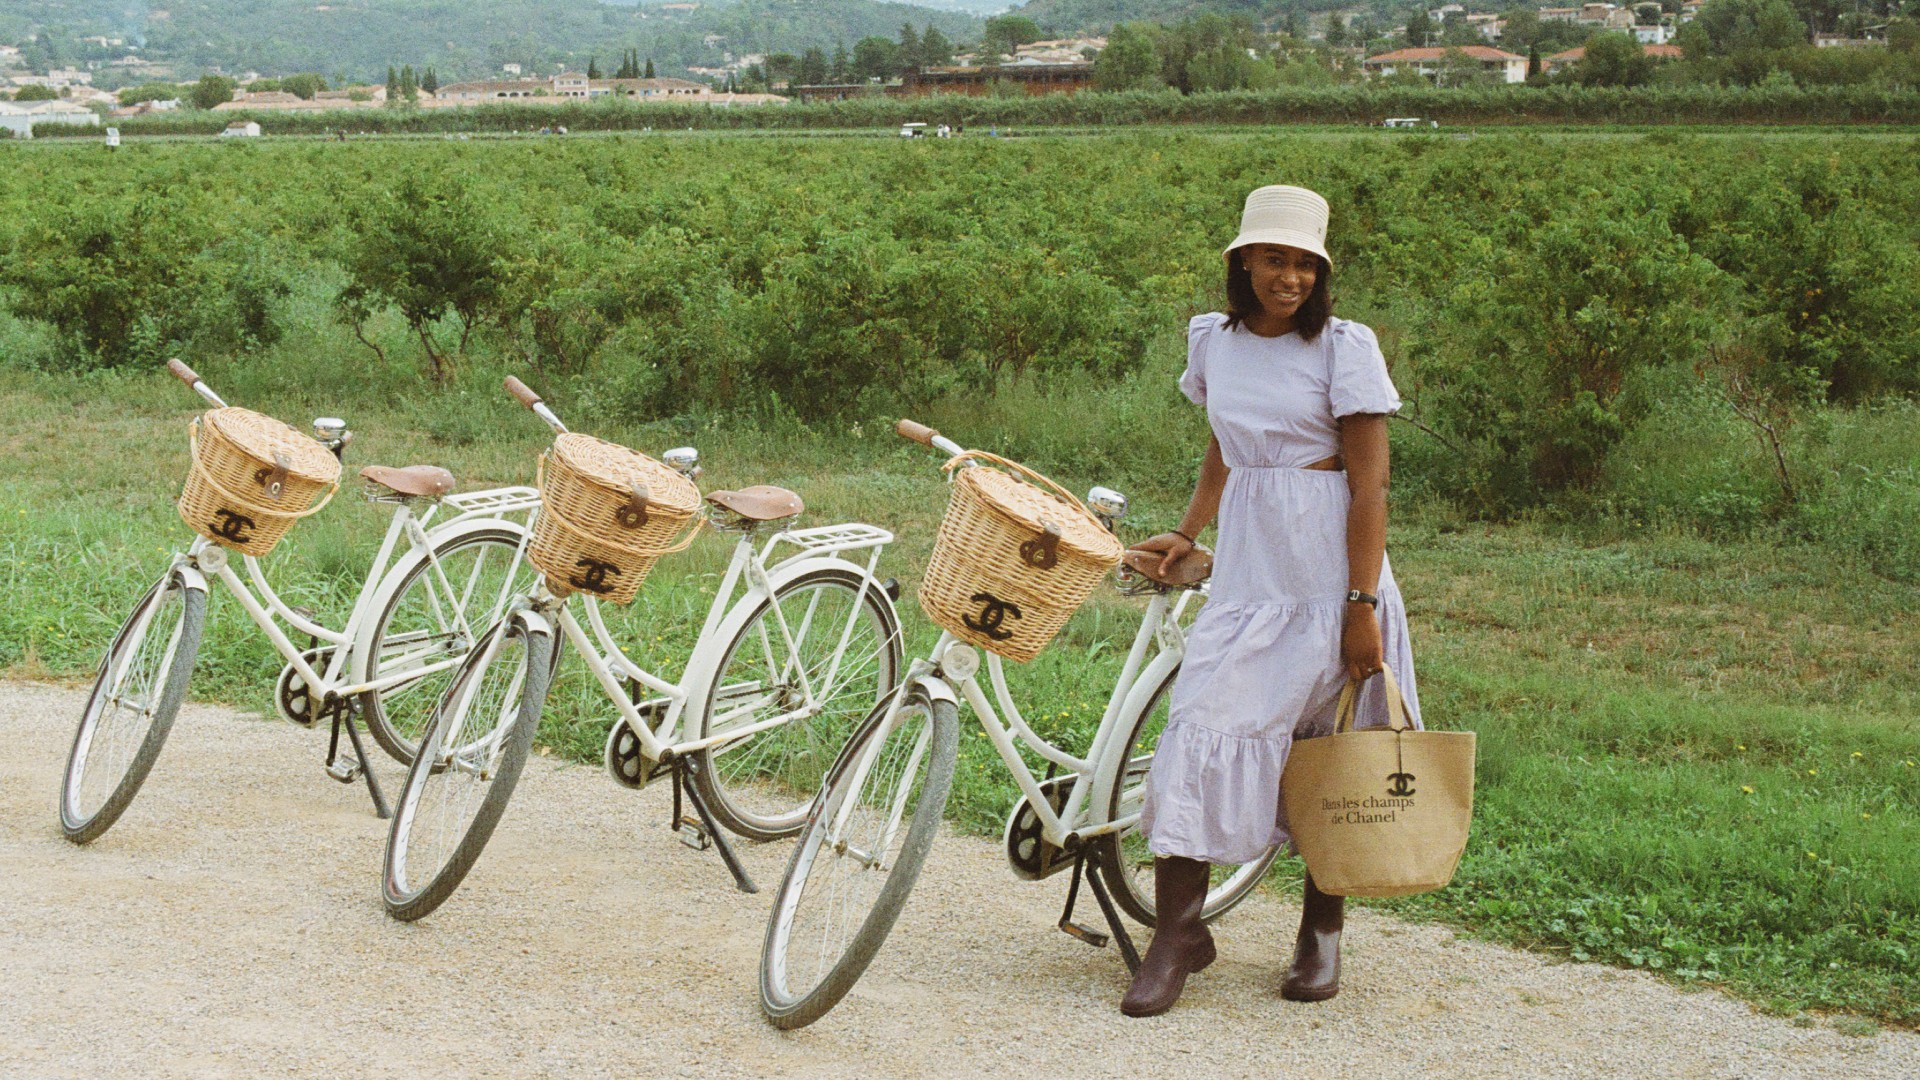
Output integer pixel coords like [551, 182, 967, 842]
[1224, 229, 1331, 269]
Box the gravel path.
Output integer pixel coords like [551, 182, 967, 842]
[3, 681, 1913, 1079]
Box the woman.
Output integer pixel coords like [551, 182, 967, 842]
[1125, 185, 1423, 1017]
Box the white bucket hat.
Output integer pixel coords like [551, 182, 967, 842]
[1224, 185, 1331, 269]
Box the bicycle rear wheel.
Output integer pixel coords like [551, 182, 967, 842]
[361, 526, 535, 765]
[1096, 663, 1280, 926]
[692, 566, 901, 841]
[383, 616, 552, 922]
[759, 687, 958, 1030]
[60, 571, 206, 844]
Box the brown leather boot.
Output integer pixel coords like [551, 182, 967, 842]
[1120, 856, 1216, 1017]
[1281, 873, 1344, 1002]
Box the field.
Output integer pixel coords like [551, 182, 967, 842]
[1, 128, 1915, 1027]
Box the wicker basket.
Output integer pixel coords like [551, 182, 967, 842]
[528, 432, 702, 605]
[919, 451, 1123, 663]
[177, 408, 341, 558]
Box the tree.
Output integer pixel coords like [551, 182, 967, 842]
[117, 82, 185, 106]
[644, 57, 655, 78]
[335, 174, 502, 384]
[13, 84, 58, 102]
[851, 37, 900, 81]
[385, 65, 398, 102]
[587, 57, 601, 79]
[831, 42, 851, 82]
[1689, 0, 1810, 54]
[1094, 22, 1164, 91]
[765, 52, 799, 86]
[1404, 8, 1436, 47]
[921, 26, 954, 66]
[984, 14, 1043, 54]
[1527, 44, 1544, 79]
[1326, 16, 1349, 48]
[420, 68, 437, 95]
[189, 75, 236, 110]
[399, 64, 418, 103]
[274, 72, 326, 99]
[796, 47, 828, 85]
[898, 23, 922, 73]
[1578, 31, 1656, 84]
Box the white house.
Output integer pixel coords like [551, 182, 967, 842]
[1634, 23, 1676, 44]
[220, 120, 262, 137]
[1363, 45, 1529, 83]
[0, 98, 101, 138]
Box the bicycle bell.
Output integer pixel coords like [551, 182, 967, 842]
[1086, 486, 1128, 530]
[312, 417, 351, 454]
[663, 447, 700, 479]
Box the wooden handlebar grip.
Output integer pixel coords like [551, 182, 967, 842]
[896, 419, 938, 446]
[504, 376, 542, 409]
[167, 358, 201, 387]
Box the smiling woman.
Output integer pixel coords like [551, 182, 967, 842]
[1123, 184, 1425, 1018]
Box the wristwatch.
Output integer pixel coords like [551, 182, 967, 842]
[1346, 589, 1379, 608]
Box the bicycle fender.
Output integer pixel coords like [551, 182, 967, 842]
[911, 673, 958, 709]
[172, 562, 210, 595]
[348, 516, 531, 684]
[677, 556, 896, 724]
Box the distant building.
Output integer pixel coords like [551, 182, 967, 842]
[1634, 24, 1676, 44]
[221, 120, 262, 136]
[502, 63, 522, 76]
[892, 59, 1097, 97]
[0, 98, 102, 138]
[1813, 33, 1886, 48]
[1363, 45, 1529, 83]
[432, 75, 716, 105]
[1544, 42, 1683, 72]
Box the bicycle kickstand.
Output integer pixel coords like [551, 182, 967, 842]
[324, 699, 392, 820]
[669, 758, 758, 894]
[1057, 848, 1142, 975]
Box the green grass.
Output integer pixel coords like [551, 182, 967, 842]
[2, 352, 1915, 1028]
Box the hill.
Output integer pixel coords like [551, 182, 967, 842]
[5, 0, 983, 82]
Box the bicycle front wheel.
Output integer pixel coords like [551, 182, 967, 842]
[1095, 663, 1280, 926]
[60, 571, 206, 844]
[383, 616, 552, 922]
[759, 687, 958, 1030]
[692, 566, 901, 841]
[361, 525, 535, 765]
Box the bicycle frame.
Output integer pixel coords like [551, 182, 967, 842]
[514, 517, 895, 765]
[831, 583, 1204, 862]
[174, 485, 540, 703]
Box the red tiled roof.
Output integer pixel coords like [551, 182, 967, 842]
[1365, 46, 1527, 63]
[1548, 43, 1684, 61]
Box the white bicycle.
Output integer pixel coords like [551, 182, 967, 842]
[758, 420, 1282, 1028]
[59, 359, 541, 843]
[381, 378, 904, 920]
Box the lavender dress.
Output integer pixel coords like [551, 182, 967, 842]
[1139, 313, 1423, 866]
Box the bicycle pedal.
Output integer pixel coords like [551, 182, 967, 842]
[1060, 921, 1111, 949]
[326, 758, 363, 784]
[676, 815, 712, 851]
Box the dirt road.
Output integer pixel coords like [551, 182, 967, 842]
[1, 682, 1912, 1078]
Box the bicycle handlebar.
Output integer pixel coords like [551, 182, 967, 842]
[504, 376, 568, 435]
[895, 418, 965, 460]
[166, 357, 227, 408]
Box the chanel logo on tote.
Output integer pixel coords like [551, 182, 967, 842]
[568, 558, 622, 594]
[961, 591, 1021, 642]
[1386, 772, 1417, 798]
[210, 509, 256, 544]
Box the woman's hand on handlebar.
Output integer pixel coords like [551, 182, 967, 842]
[1131, 532, 1195, 579]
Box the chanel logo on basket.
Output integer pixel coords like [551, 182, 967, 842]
[1387, 771, 1418, 798]
[568, 558, 622, 595]
[210, 509, 256, 544]
[961, 591, 1021, 642]
[1322, 794, 1414, 825]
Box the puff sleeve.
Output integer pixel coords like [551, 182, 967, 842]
[1180, 313, 1225, 407]
[1327, 320, 1401, 418]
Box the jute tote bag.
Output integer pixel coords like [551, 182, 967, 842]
[1281, 667, 1476, 898]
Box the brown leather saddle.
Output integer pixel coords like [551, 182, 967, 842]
[1121, 547, 1214, 588]
[360, 465, 455, 499]
[705, 485, 804, 522]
